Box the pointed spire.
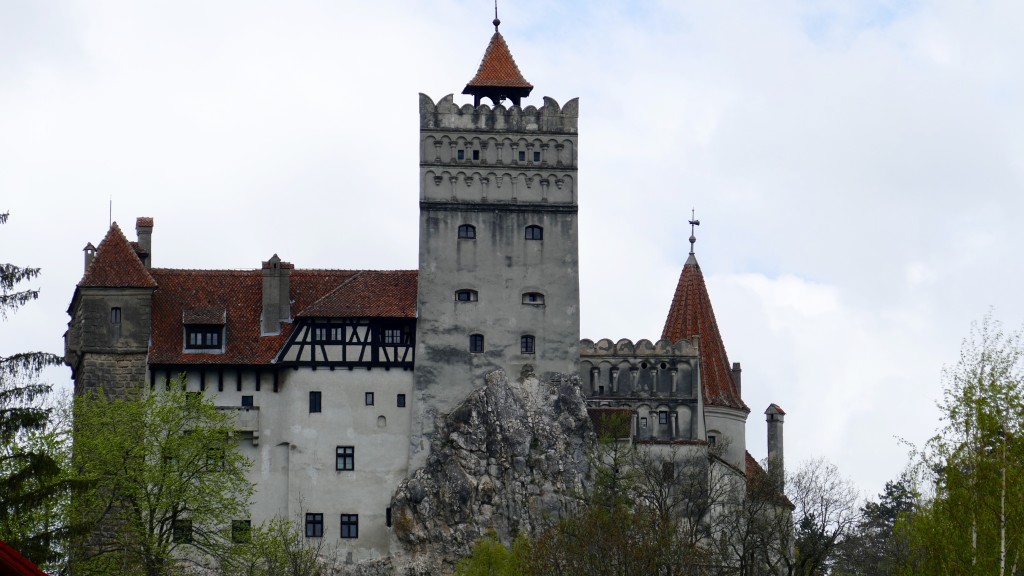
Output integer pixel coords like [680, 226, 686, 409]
[662, 223, 747, 412]
[79, 222, 157, 288]
[462, 10, 533, 107]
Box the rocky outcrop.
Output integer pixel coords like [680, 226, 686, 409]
[373, 370, 595, 574]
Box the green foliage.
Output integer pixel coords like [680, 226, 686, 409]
[219, 517, 335, 576]
[1, 211, 72, 567]
[899, 313, 1024, 575]
[455, 529, 529, 576]
[72, 383, 254, 576]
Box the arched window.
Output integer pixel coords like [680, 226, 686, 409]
[525, 225, 543, 240]
[457, 224, 476, 239]
[455, 289, 478, 302]
[522, 292, 545, 305]
[469, 334, 484, 353]
[521, 335, 535, 354]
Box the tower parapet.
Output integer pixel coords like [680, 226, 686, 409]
[419, 94, 578, 133]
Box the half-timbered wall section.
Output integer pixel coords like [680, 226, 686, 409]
[277, 318, 415, 369]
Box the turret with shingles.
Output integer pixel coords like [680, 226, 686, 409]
[462, 16, 533, 107]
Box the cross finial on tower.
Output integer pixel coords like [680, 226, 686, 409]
[493, 0, 500, 31]
[688, 209, 700, 255]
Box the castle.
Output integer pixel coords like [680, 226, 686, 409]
[64, 16, 785, 563]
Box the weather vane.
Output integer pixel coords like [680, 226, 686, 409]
[688, 209, 700, 255]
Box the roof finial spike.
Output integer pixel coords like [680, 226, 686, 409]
[688, 208, 700, 256]
[493, 0, 501, 31]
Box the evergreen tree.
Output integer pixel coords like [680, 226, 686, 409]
[0, 211, 70, 566]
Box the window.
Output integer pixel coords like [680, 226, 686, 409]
[305, 513, 324, 538]
[455, 289, 478, 302]
[640, 417, 648, 429]
[469, 334, 484, 353]
[110, 307, 121, 324]
[309, 391, 321, 413]
[386, 507, 392, 528]
[472, 149, 480, 161]
[172, 519, 192, 543]
[522, 292, 545, 305]
[365, 392, 374, 406]
[457, 224, 476, 239]
[707, 435, 717, 446]
[533, 150, 541, 162]
[241, 396, 254, 408]
[518, 150, 526, 162]
[457, 149, 465, 161]
[185, 325, 223, 350]
[525, 225, 543, 240]
[232, 520, 252, 543]
[336, 446, 354, 471]
[397, 394, 406, 408]
[383, 329, 402, 344]
[340, 514, 359, 539]
[521, 335, 535, 354]
[598, 385, 605, 395]
[313, 326, 343, 343]
[659, 411, 668, 425]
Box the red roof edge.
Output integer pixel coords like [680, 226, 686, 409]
[0, 541, 49, 576]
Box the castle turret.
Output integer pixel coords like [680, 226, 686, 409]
[766, 403, 786, 490]
[412, 15, 579, 468]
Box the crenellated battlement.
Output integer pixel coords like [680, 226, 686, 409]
[580, 338, 699, 358]
[420, 94, 578, 134]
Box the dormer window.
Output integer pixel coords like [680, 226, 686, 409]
[525, 225, 543, 240]
[185, 325, 223, 351]
[455, 289, 478, 302]
[457, 224, 476, 239]
[522, 292, 545, 305]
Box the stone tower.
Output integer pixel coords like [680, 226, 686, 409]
[65, 219, 157, 397]
[411, 18, 580, 466]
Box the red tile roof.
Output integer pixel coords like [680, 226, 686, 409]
[465, 31, 533, 89]
[297, 270, 418, 319]
[745, 451, 793, 507]
[79, 222, 157, 289]
[0, 541, 48, 576]
[662, 254, 747, 411]
[149, 269, 417, 366]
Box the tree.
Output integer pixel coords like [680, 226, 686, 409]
[834, 475, 917, 576]
[0, 211, 71, 567]
[71, 383, 254, 576]
[218, 516, 339, 576]
[786, 458, 860, 576]
[454, 529, 529, 576]
[900, 314, 1024, 576]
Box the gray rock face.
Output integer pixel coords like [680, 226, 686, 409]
[386, 370, 594, 574]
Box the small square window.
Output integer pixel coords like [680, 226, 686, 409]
[365, 392, 374, 406]
[172, 519, 192, 543]
[708, 435, 717, 445]
[456, 289, 478, 302]
[518, 150, 526, 162]
[457, 149, 465, 161]
[305, 513, 324, 538]
[522, 292, 545, 305]
[659, 411, 668, 425]
[383, 329, 402, 344]
[533, 151, 541, 162]
[309, 391, 321, 413]
[397, 394, 406, 408]
[525, 225, 543, 240]
[640, 417, 648, 429]
[241, 395, 254, 408]
[232, 520, 252, 543]
[598, 385, 605, 395]
[336, 446, 354, 471]
[469, 334, 484, 353]
[472, 149, 480, 161]
[341, 514, 359, 539]
[521, 335, 535, 354]
[185, 325, 223, 350]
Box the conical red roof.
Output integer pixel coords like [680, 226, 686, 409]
[79, 222, 157, 288]
[465, 31, 533, 90]
[662, 254, 748, 411]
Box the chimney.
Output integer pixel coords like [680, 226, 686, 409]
[83, 242, 97, 272]
[261, 254, 292, 335]
[732, 362, 742, 396]
[136, 217, 154, 268]
[765, 403, 786, 491]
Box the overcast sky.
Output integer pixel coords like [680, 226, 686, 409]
[3, 0, 1023, 500]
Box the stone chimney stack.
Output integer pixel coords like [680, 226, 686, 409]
[261, 254, 292, 335]
[765, 403, 786, 491]
[83, 243, 96, 272]
[732, 362, 742, 396]
[136, 217, 154, 268]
